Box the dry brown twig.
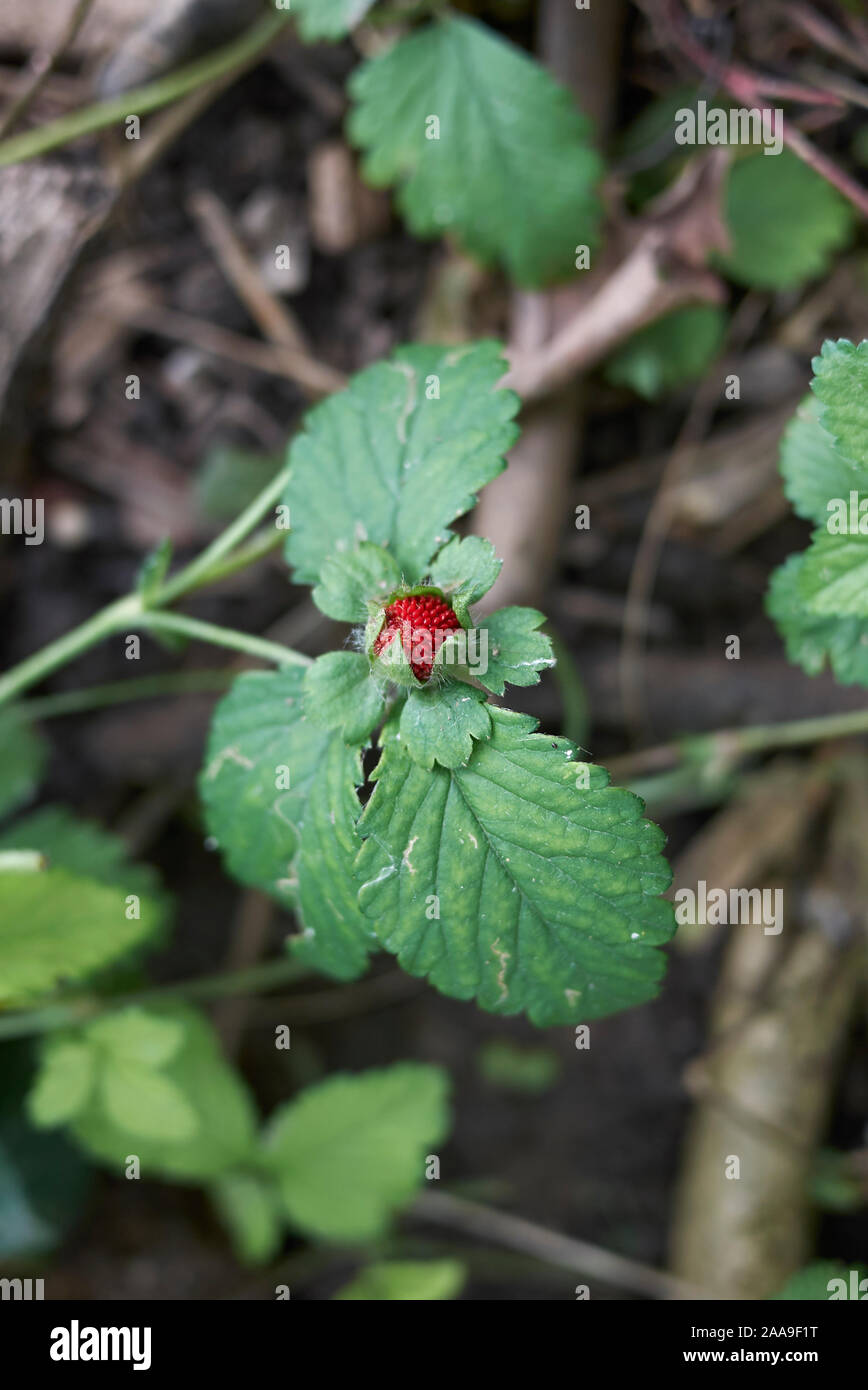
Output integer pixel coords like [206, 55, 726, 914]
[503, 153, 730, 403]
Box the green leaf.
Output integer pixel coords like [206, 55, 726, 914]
[69, 1006, 258, 1182]
[716, 149, 853, 290]
[770, 1261, 868, 1300]
[293, 735, 379, 981]
[603, 306, 726, 399]
[472, 607, 555, 695]
[136, 536, 172, 604]
[284, 340, 518, 584]
[27, 1039, 96, 1127]
[811, 338, 868, 473]
[0, 707, 48, 821]
[312, 542, 401, 622]
[259, 1063, 449, 1242]
[0, 1043, 93, 1259]
[0, 867, 162, 1004]
[195, 445, 281, 523]
[210, 1170, 284, 1265]
[200, 669, 376, 980]
[200, 667, 315, 904]
[292, 0, 377, 42]
[766, 553, 868, 687]
[799, 529, 868, 617]
[86, 1007, 185, 1068]
[0, 805, 170, 931]
[335, 1259, 465, 1301]
[357, 709, 674, 1026]
[100, 1060, 199, 1142]
[810, 1150, 864, 1213]
[779, 393, 863, 526]
[399, 682, 491, 769]
[349, 15, 602, 286]
[426, 535, 501, 620]
[303, 651, 385, 744]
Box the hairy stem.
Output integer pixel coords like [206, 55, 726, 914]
[136, 611, 309, 667]
[0, 464, 299, 705]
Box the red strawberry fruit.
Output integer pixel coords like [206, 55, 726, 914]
[372, 594, 462, 682]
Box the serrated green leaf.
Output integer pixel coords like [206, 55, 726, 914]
[766, 553, 868, 687]
[716, 149, 853, 290]
[0, 867, 162, 1004]
[426, 535, 501, 618]
[70, 1006, 258, 1182]
[303, 651, 385, 744]
[259, 1063, 449, 1242]
[284, 340, 518, 584]
[210, 1170, 284, 1265]
[312, 542, 401, 622]
[200, 667, 317, 904]
[472, 607, 555, 695]
[100, 1059, 199, 1142]
[200, 669, 375, 980]
[27, 1040, 96, 1127]
[799, 528, 868, 617]
[399, 682, 491, 770]
[348, 16, 602, 286]
[293, 735, 379, 981]
[357, 708, 674, 1026]
[779, 393, 864, 526]
[0, 708, 47, 821]
[335, 1258, 465, 1301]
[292, 0, 377, 42]
[603, 306, 726, 400]
[0, 805, 170, 932]
[87, 1007, 185, 1068]
[811, 338, 868, 473]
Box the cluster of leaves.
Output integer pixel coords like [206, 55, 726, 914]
[767, 340, 868, 687]
[292, 2, 603, 286]
[0, 779, 456, 1293]
[26, 997, 453, 1290]
[201, 340, 675, 1026]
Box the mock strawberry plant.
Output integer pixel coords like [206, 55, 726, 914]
[767, 340, 868, 686]
[200, 340, 676, 1025]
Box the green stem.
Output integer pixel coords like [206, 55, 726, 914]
[23, 670, 235, 719]
[691, 706, 868, 757]
[0, 955, 312, 1042]
[0, 461, 299, 705]
[0, 594, 143, 707]
[181, 525, 285, 590]
[157, 464, 290, 605]
[137, 611, 309, 667]
[0, 10, 292, 168]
